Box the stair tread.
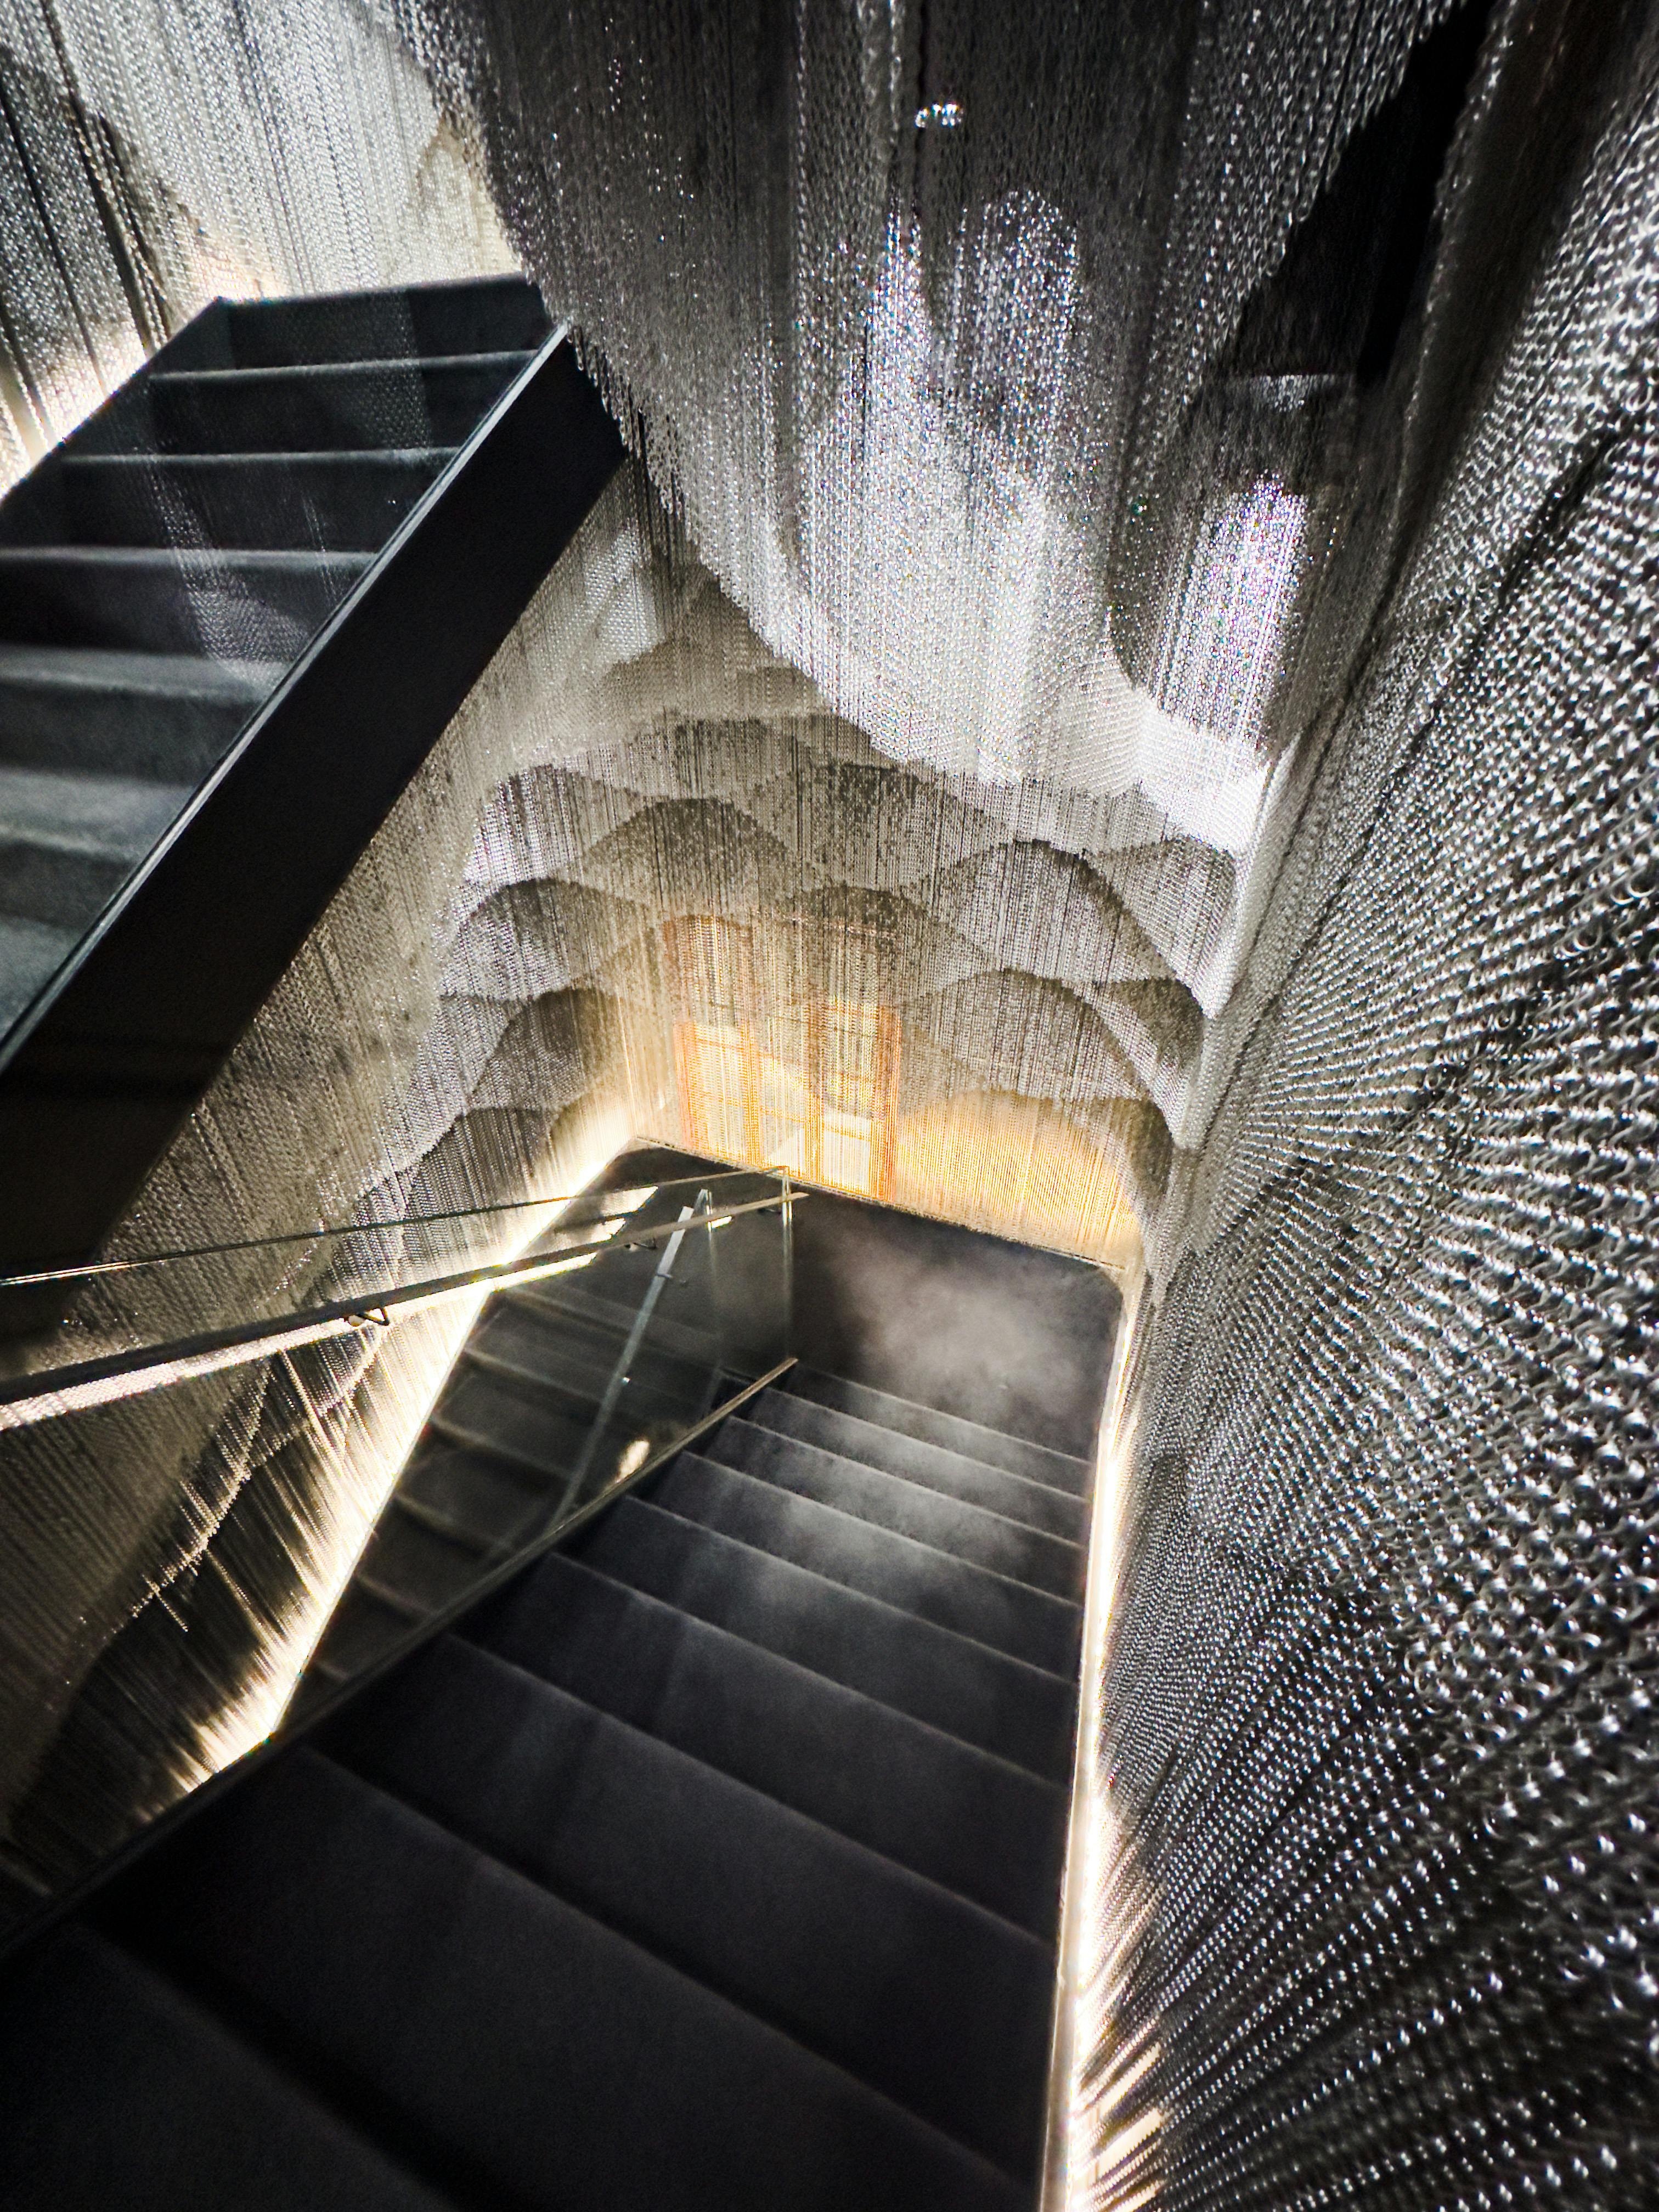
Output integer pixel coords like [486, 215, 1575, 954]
[0, 911, 80, 1025]
[790, 1367, 1092, 1493]
[749, 1386, 1089, 1537]
[709, 1415, 1085, 1599]
[573, 1488, 1076, 1776]
[468, 1548, 1069, 1936]
[650, 1447, 1081, 1676]
[112, 1750, 1026, 2212]
[322, 1635, 1053, 2172]
[0, 761, 191, 854]
[0, 643, 283, 699]
[0, 1923, 447, 2211]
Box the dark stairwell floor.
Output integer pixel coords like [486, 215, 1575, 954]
[0, 1173, 1118, 2210]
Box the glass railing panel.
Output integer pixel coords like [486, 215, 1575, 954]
[0, 1166, 770, 1395]
[0, 1163, 796, 1945]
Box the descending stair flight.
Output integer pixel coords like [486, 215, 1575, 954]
[0, 1248, 1101, 2210]
[0, 275, 549, 1035]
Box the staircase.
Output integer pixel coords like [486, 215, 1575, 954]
[0, 1359, 1092, 2209]
[0, 274, 550, 1040]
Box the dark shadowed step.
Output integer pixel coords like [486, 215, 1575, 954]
[573, 1491, 1076, 1776]
[0, 1923, 446, 2211]
[646, 1448, 1082, 1677]
[109, 1751, 1028, 2212]
[467, 1549, 1071, 1937]
[0, 546, 368, 656]
[223, 276, 550, 368]
[61, 450, 453, 552]
[788, 1367, 1093, 1497]
[707, 1416, 1086, 1598]
[138, 354, 533, 454]
[0, 763, 191, 929]
[321, 1634, 1054, 2174]
[0, 646, 279, 779]
[747, 1385, 1090, 1538]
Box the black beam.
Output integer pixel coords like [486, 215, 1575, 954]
[0, 337, 624, 1272]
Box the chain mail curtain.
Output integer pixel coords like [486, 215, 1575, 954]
[2, 2, 1658, 2209]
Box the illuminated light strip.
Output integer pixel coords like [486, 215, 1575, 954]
[0, 1253, 602, 1431]
[0, 1187, 801, 1431]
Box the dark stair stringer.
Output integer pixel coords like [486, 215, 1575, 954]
[0, 1346, 1098, 2209]
[0, 273, 624, 1274]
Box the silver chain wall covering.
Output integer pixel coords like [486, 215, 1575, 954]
[0, 0, 1656, 2203]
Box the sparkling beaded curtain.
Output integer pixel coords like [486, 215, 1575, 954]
[1, 0, 1657, 2206]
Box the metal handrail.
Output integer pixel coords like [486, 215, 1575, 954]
[0, 1184, 804, 1430]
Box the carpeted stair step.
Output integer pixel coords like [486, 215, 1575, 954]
[788, 1366, 1093, 1497]
[465, 1296, 716, 1419]
[468, 1549, 1069, 1936]
[0, 912, 77, 1028]
[60, 450, 453, 551]
[569, 1491, 1075, 1778]
[0, 645, 280, 778]
[507, 1274, 729, 1368]
[0, 1922, 446, 2211]
[136, 353, 533, 454]
[747, 1385, 1088, 1540]
[320, 1634, 1055, 2173]
[222, 275, 550, 368]
[105, 1748, 1028, 2212]
[707, 1415, 1086, 1599]
[0, 545, 369, 657]
[428, 1362, 600, 1477]
[645, 1447, 1081, 1677]
[0, 762, 193, 929]
[394, 1442, 557, 1545]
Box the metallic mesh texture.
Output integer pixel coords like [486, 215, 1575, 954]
[0, 0, 513, 482]
[1070, 6, 1659, 2207]
[1, 4, 1657, 2208]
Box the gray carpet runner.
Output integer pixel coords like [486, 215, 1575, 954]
[0, 1363, 1092, 2209]
[0, 274, 548, 1036]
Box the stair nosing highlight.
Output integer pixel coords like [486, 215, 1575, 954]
[148, 350, 536, 385]
[295, 1747, 1039, 2192]
[62, 446, 459, 468]
[716, 1416, 1086, 1563]
[607, 1479, 1077, 1693]
[793, 1366, 1091, 1482]
[477, 1545, 1074, 1799]
[752, 1393, 1092, 1522]
[347, 1633, 1055, 1957]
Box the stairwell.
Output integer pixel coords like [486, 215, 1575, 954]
[0, 1180, 1115, 2211]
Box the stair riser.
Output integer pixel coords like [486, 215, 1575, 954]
[0, 558, 359, 656]
[117, 1752, 1025, 2212]
[225, 280, 551, 368]
[0, 836, 134, 930]
[0, 679, 255, 780]
[471, 1554, 1070, 1938]
[712, 1420, 1086, 1600]
[791, 1370, 1092, 1497]
[325, 1640, 1053, 2175]
[0, 915, 74, 1028]
[62, 454, 449, 552]
[754, 1392, 1088, 1540]
[650, 1456, 1082, 1682]
[143, 359, 527, 454]
[575, 1496, 1076, 1778]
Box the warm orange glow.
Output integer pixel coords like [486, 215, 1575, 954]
[671, 1002, 1139, 1267]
